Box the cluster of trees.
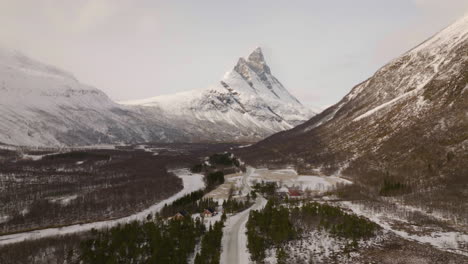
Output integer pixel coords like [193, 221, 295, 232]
[208, 153, 240, 167]
[194, 217, 226, 264]
[252, 181, 278, 197]
[206, 171, 225, 190]
[190, 163, 204, 173]
[80, 217, 205, 264]
[246, 200, 295, 262]
[246, 200, 380, 263]
[379, 179, 410, 196]
[222, 198, 252, 214]
[190, 152, 241, 174]
[160, 190, 218, 218]
[290, 202, 379, 241]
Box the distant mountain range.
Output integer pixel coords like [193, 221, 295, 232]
[0, 47, 313, 147]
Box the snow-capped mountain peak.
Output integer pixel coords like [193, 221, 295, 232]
[122, 47, 314, 141]
[0, 45, 314, 146]
[237, 46, 271, 75]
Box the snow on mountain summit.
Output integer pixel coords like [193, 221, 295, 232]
[122, 47, 314, 141]
[0, 46, 313, 146]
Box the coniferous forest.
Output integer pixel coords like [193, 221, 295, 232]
[246, 199, 380, 263]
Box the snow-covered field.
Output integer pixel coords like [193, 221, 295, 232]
[340, 201, 468, 257]
[0, 169, 205, 246]
[249, 168, 351, 192]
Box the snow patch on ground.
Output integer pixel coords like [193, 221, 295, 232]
[249, 168, 351, 192]
[0, 215, 9, 224]
[48, 195, 78, 205]
[280, 229, 386, 264]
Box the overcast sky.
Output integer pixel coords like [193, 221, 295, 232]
[1, 0, 467, 108]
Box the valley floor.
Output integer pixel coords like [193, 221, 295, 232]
[1, 163, 467, 264]
[216, 167, 468, 264]
[0, 169, 205, 246]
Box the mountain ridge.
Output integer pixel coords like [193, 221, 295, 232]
[0, 47, 313, 146]
[122, 47, 314, 141]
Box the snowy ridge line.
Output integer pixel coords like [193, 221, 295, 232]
[0, 169, 205, 246]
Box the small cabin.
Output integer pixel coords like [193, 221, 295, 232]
[173, 210, 189, 220]
[202, 208, 217, 218]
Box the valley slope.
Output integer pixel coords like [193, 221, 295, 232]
[237, 14, 468, 215]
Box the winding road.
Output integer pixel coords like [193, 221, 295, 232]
[220, 167, 267, 264]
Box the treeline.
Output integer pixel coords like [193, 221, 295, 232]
[80, 217, 205, 264]
[252, 181, 278, 197]
[191, 152, 242, 174]
[246, 200, 380, 263]
[223, 198, 253, 214]
[246, 200, 295, 262]
[208, 153, 240, 167]
[379, 179, 410, 196]
[290, 202, 379, 241]
[160, 190, 218, 218]
[206, 171, 225, 190]
[194, 217, 226, 264]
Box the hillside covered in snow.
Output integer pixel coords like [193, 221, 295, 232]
[0, 48, 187, 146]
[122, 47, 314, 142]
[0, 47, 312, 147]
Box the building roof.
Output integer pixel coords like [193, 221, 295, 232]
[288, 189, 302, 196]
[177, 210, 189, 216]
[204, 208, 216, 213]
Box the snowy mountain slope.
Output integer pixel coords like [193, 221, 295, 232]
[237, 14, 468, 212]
[0, 48, 188, 147]
[0, 47, 312, 146]
[122, 47, 314, 142]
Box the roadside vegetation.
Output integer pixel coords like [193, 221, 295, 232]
[160, 191, 218, 218]
[194, 215, 226, 264]
[80, 216, 205, 264]
[222, 198, 253, 214]
[79, 152, 241, 264]
[246, 199, 380, 263]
